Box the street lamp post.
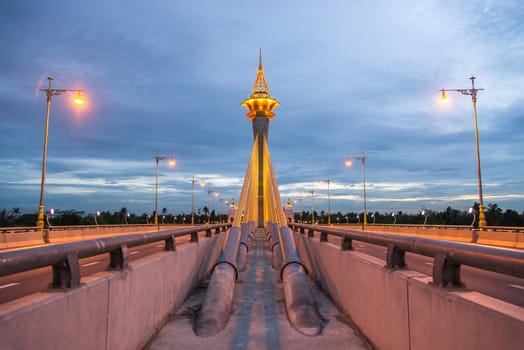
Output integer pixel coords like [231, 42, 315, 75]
[317, 178, 331, 225]
[421, 209, 428, 225]
[46, 208, 54, 227]
[154, 154, 175, 228]
[468, 207, 477, 227]
[191, 176, 205, 225]
[346, 152, 368, 225]
[207, 189, 219, 224]
[439, 76, 486, 228]
[305, 190, 315, 224]
[219, 198, 228, 223]
[297, 198, 303, 223]
[36, 77, 85, 237]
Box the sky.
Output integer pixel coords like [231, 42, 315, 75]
[1, 0, 524, 218]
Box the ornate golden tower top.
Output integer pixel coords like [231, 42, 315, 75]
[251, 50, 271, 97]
[241, 50, 280, 121]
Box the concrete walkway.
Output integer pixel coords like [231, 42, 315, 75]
[146, 231, 370, 350]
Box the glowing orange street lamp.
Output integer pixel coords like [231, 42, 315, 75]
[73, 91, 85, 105]
[36, 77, 85, 240]
[439, 76, 486, 228]
[154, 154, 175, 228]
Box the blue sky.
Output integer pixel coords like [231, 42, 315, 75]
[1, 0, 523, 217]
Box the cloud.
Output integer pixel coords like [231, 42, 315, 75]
[1, 0, 523, 216]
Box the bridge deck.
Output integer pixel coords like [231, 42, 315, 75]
[146, 229, 369, 350]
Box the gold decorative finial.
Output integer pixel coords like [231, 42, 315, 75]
[251, 49, 270, 97]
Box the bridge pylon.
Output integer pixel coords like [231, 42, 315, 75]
[238, 50, 284, 228]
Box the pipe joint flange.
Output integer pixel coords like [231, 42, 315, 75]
[279, 258, 306, 280]
[211, 260, 239, 281]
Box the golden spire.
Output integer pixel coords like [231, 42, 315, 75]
[251, 49, 270, 97]
[241, 50, 280, 120]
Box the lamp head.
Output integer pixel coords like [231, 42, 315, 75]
[168, 157, 176, 167]
[345, 158, 352, 167]
[439, 89, 447, 104]
[73, 91, 85, 105]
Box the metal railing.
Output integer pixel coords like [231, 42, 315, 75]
[0, 223, 177, 234]
[330, 223, 524, 233]
[3, 223, 522, 235]
[0, 223, 231, 288]
[290, 223, 524, 287]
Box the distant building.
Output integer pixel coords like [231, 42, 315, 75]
[227, 199, 237, 223]
[285, 198, 294, 224]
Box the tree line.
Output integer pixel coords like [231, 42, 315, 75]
[0, 207, 224, 227]
[1, 203, 524, 227]
[296, 203, 524, 227]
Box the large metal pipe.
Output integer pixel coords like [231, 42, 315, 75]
[236, 222, 252, 271]
[270, 222, 282, 269]
[278, 226, 321, 336]
[195, 226, 241, 336]
[266, 220, 274, 245]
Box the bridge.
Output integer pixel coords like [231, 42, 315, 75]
[1, 55, 523, 350]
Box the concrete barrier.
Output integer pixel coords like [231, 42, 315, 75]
[0, 234, 224, 350]
[294, 232, 524, 350]
[362, 225, 474, 243]
[477, 230, 524, 249]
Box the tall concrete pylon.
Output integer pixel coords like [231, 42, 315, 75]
[238, 50, 283, 228]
